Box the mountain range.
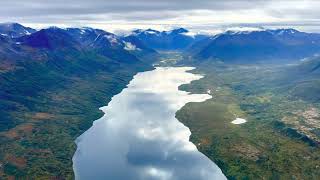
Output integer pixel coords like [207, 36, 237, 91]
[1, 23, 320, 178]
[127, 28, 208, 50]
[124, 27, 320, 63]
[0, 22, 36, 38]
[2, 23, 320, 133]
[188, 29, 320, 63]
[0, 23, 162, 130]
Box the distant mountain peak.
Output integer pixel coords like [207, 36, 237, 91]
[132, 28, 190, 36]
[132, 29, 160, 35]
[222, 27, 265, 35]
[268, 28, 300, 36]
[18, 27, 79, 49]
[145, 28, 159, 32]
[213, 28, 302, 37]
[47, 26, 67, 31]
[128, 27, 208, 50]
[191, 27, 320, 62]
[0, 22, 36, 38]
[168, 28, 189, 34]
[0, 22, 22, 27]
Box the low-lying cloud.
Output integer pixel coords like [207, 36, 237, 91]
[1, 1, 320, 33]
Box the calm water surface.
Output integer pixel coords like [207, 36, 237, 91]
[73, 67, 226, 180]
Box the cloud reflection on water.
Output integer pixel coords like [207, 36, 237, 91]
[73, 67, 226, 180]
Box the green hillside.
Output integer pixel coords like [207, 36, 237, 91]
[176, 59, 320, 179]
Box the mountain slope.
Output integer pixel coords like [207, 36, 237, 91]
[65, 27, 159, 63]
[128, 28, 207, 50]
[0, 23, 36, 38]
[18, 27, 81, 50]
[0, 26, 157, 130]
[190, 29, 320, 63]
[277, 56, 320, 102]
[0, 26, 156, 178]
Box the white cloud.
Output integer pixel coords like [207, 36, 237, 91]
[1, 0, 320, 33]
[225, 27, 264, 32]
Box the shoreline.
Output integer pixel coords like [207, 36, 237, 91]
[72, 66, 226, 179]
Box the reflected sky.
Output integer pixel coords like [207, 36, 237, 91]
[72, 67, 226, 180]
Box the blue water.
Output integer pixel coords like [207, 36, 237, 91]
[73, 67, 226, 180]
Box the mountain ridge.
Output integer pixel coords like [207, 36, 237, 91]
[188, 28, 320, 63]
[127, 27, 208, 50]
[0, 22, 36, 38]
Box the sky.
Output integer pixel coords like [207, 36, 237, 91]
[1, 0, 320, 34]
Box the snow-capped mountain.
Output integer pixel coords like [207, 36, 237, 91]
[0, 22, 36, 38]
[189, 28, 320, 63]
[12, 26, 158, 63]
[128, 28, 208, 50]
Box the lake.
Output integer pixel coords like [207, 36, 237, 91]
[72, 67, 226, 180]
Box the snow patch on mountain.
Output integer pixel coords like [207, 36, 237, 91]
[124, 42, 140, 51]
[80, 29, 86, 35]
[181, 31, 197, 38]
[105, 34, 119, 45]
[145, 30, 158, 34]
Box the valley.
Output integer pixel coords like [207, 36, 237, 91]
[73, 66, 226, 180]
[1, 22, 320, 179]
